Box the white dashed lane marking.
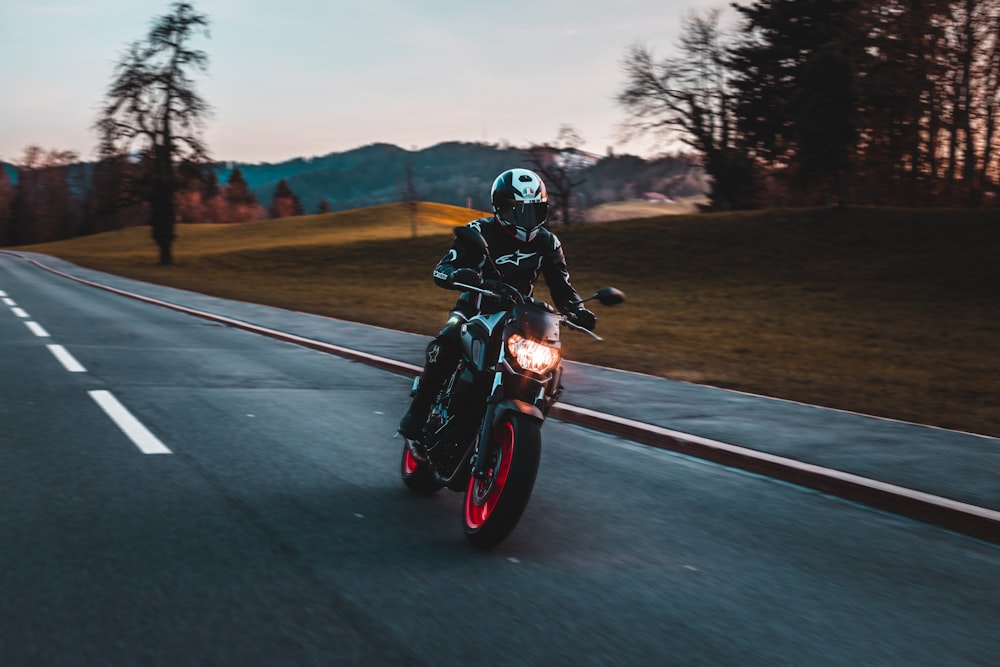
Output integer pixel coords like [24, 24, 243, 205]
[24, 321, 50, 337]
[89, 390, 172, 455]
[4, 287, 170, 454]
[47, 344, 87, 373]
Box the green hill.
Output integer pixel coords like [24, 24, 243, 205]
[215, 141, 701, 214]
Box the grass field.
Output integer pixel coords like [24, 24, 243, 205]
[13, 202, 1000, 437]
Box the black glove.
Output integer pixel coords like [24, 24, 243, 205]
[568, 307, 597, 331]
[449, 268, 482, 289]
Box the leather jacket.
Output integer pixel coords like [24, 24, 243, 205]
[433, 216, 583, 317]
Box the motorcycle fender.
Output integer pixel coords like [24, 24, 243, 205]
[472, 401, 544, 480]
[492, 399, 545, 424]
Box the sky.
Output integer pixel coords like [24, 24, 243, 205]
[0, 0, 734, 165]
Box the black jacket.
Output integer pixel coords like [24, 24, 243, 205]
[433, 216, 583, 317]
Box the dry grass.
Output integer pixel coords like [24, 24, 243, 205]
[15, 202, 1000, 437]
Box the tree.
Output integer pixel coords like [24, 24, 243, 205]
[793, 49, 858, 205]
[728, 0, 1000, 207]
[617, 10, 755, 209]
[82, 154, 147, 236]
[95, 2, 211, 264]
[942, 0, 1000, 206]
[525, 124, 588, 225]
[850, 0, 952, 205]
[268, 179, 303, 218]
[5, 146, 82, 245]
[728, 0, 864, 205]
[0, 166, 13, 244]
[224, 166, 258, 222]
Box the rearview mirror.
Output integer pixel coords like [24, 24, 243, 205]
[595, 287, 626, 306]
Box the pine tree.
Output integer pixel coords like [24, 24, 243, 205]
[269, 179, 303, 218]
[224, 166, 258, 221]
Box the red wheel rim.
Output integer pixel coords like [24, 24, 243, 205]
[465, 420, 514, 529]
[403, 445, 420, 475]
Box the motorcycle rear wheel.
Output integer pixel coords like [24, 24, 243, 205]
[400, 441, 443, 495]
[463, 413, 541, 549]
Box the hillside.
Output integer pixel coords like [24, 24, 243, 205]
[214, 141, 704, 214]
[17, 203, 1000, 437]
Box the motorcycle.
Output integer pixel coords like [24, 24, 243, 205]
[400, 226, 626, 549]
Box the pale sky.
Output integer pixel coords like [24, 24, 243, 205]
[0, 0, 733, 165]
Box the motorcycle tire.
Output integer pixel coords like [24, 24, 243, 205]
[463, 413, 541, 550]
[400, 441, 443, 496]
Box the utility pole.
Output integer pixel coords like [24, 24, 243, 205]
[404, 161, 418, 238]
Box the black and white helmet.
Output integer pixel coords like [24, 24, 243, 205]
[491, 168, 549, 242]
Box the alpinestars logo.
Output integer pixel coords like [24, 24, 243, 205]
[496, 250, 538, 267]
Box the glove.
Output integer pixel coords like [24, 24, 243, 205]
[568, 307, 597, 331]
[449, 268, 482, 289]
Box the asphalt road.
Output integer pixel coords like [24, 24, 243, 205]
[1, 253, 998, 666]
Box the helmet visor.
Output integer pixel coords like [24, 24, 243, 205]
[504, 201, 548, 229]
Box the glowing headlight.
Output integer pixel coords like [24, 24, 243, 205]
[507, 334, 561, 374]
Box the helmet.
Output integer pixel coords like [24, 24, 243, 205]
[491, 168, 549, 242]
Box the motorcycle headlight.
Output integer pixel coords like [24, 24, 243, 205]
[507, 334, 561, 375]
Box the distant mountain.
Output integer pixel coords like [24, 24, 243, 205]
[0, 142, 708, 227]
[213, 141, 706, 215]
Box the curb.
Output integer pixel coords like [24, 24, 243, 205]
[17, 253, 1000, 545]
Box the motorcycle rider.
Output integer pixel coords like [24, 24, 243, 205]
[398, 167, 596, 441]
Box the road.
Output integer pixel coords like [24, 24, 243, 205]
[1, 253, 998, 666]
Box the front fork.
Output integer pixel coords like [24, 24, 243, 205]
[471, 370, 550, 480]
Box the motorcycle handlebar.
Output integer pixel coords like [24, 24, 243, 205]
[453, 281, 526, 303]
[452, 282, 504, 300]
[453, 282, 604, 341]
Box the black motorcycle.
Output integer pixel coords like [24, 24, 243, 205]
[400, 226, 625, 549]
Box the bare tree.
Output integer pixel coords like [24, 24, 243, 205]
[949, 0, 1000, 206]
[95, 2, 211, 264]
[617, 10, 753, 209]
[526, 124, 588, 225]
[858, 0, 1000, 206]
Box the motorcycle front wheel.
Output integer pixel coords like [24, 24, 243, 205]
[463, 413, 541, 549]
[400, 441, 443, 496]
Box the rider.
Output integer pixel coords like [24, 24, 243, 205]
[398, 167, 596, 440]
